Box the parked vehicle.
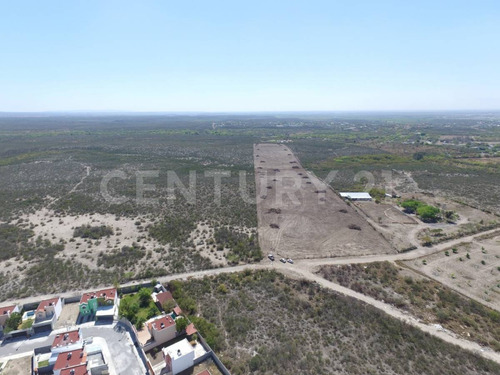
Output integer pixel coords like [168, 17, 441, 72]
[287, 258, 294, 264]
[280, 258, 286, 263]
[268, 254, 275, 261]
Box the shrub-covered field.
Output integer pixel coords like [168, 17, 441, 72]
[1, 113, 500, 300]
[171, 270, 500, 375]
[317, 261, 500, 351]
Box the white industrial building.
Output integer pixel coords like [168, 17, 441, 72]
[339, 192, 372, 201]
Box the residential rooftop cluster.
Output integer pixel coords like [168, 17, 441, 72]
[0, 282, 227, 375]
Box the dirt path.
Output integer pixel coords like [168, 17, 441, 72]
[68, 165, 91, 194]
[48, 163, 91, 207]
[277, 266, 500, 365]
[8, 227, 497, 307]
[4, 147, 500, 364]
[4, 230, 500, 364]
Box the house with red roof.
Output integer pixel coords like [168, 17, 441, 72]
[51, 329, 83, 354]
[33, 297, 63, 332]
[53, 348, 87, 375]
[173, 305, 183, 317]
[79, 288, 117, 320]
[152, 291, 174, 309]
[0, 304, 20, 332]
[139, 314, 178, 351]
[35, 297, 62, 323]
[185, 323, 197, 337]
[148, 315, 176, 344]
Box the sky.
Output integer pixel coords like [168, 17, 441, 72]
[0, 1, 499, 112]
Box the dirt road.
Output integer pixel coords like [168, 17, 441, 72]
[4, 146, 500, 365]
[5, 227, 500, 362]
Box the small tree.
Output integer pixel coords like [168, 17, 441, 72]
[417, 205, 440, 223]
[217, 283, 228, 294]
[369, 187, 386, 200]
[147, 305, 160, 319]
[138, 288, 152, 308]
[176, 317, 189, 333]
[135, 317, 146, 330]
[4, 312, 22, 333]
[119, 297, 139, 322]
[401, 200, 422, 214]
[161, 299, 175, 313]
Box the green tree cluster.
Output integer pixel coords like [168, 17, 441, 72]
[400, 199, 442, 222]
[3, 312, 22, 333]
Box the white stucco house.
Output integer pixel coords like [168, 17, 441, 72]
[163, 338, 195, 375]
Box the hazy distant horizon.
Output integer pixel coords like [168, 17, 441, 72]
[1, 109, 500, 115]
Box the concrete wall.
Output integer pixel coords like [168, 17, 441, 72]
[118, 281, 154, 296]
[197, 333, 231, 375]
[64, 295, 82, 304]
[117, 319, 151, 375]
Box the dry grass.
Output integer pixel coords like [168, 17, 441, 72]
[404, 235, 500, 310]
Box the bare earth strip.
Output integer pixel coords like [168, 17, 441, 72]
[254, 143, 395, 259]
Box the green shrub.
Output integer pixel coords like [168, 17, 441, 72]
[369, 187, 386, 200]
[176, 316, 189, 332]
[401, 200, 422, 214]
[3, 312, 22, 333]
[214, 228, 262, 264]
[190, 316, 223, 351]
[416, 205, 441, 223]
[73, 224, 113, 239]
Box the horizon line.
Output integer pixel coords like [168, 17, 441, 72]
[1, 109, 500, 116]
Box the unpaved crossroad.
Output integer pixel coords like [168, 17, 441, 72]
[5, 227, 500, 363]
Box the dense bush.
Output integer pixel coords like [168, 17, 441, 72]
[369, 187, 386, 200]
[400, 199, 441, 222]
[148, 216, 196, 246]
[173, 269, 500, 375]
[73, 224, 113, 239]
[190, 316, 223, 351]
[3, 312, 22, 333]
[416, 205, 441, 223]
[214, 227, 262, 264]
[0, 224, 34, 260]
[318, 262, 500, 351]
[400, 199, 423, 214]
[97, 243, 145, 269]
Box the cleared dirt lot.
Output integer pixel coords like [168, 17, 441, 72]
[404, 233, 500, 310]
[1, 356, 31, 375]
[353, 202, 418, 251]
[54, 302, 80, 329]
[254, 143, 395, 259]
